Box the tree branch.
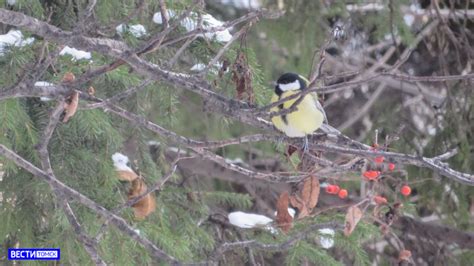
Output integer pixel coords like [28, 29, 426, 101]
[0, 144, 179, 264]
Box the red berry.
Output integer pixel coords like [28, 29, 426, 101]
[400, 185, 412, 196]
[325, 185, 341, 194]
[374, 195, 388, 205]
[325, 185, 335, 194]
[388, 163, 395, 171]
[338, 189, 348, 199]
[374, 156, 385, 163]
[325, 186, 331, 194]
[363, 170, 380, 180]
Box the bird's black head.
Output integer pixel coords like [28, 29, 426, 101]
[275, 72, 307, 96]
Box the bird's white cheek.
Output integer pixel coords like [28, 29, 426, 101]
[279, 80, 300, 91]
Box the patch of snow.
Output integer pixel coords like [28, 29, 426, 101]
[403, 14, 415, 27]
[147, 140, 161, 146]
[167, 147, 188, 155]
[318, 228, 335, 249]
[116, 24, 147, 38]
[274, 208, 296, 218]
[427, 124, 437, 136]
[153, 10, 232, 42]
[360, 83, 369, 93]
[0, 30, 34, 56]
[343, 90, 353, 99]
[346, 3, 384, 12]
[111, 152, 134, 172]
[153, 9, 176, 24]
[228, 211, 273, 229]
[220, 0, 261, 9]
[59, 46, 91, 61]
[190, 63, 206, 72]
[225, 158, 245, 165]
[409, 4, 424, 15]
[191, 62, 224, 73]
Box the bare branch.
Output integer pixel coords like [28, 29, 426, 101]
[311, 143, 474, 185]
[209, 222, 342, 263]
[158, 0, 170, 28]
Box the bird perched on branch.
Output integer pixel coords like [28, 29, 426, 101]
[270, 73, 327, 151]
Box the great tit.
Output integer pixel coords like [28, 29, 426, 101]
[270, 73, 327, 150]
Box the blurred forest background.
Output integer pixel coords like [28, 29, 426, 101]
[0, 0, 473, 265]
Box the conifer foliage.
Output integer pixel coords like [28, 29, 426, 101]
[0, 0, 473, 265]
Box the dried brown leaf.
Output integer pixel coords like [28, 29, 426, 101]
[286, 145, 298, 157]
[62, 72, 76, 83]
[276, 191, 293, 233]
[87, 86, 95, 96]
[289, 194, 304, 210]
[231, 52, 253, 103]
[398, 250, 412, 261]
[289, 195, 309, 219]
[297, 205, 310, 219]
[63, 91, 79, 122]
[344, 205, 363, 236]
[117, 170, 138, 182]
[301, 176, 320, 210]
[218, 59, 230, 78]
[128, 179, 156, 219]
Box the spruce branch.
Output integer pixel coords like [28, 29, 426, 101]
[208, 222, 343, 264]
[35, 102, 107, 265]
[0, 145, 179, 264]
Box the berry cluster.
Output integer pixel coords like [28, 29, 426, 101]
[363, 145, 412, 197]
[362, 155, 396, 182]
[325, 185, 348, 199]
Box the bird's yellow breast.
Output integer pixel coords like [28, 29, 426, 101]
[270, 91, 324, 137]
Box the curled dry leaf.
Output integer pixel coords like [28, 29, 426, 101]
[117, 170, 138, 182]
[218, 58, 230, 78]
[288, 176, 320, 219]
[128, 178, 156, 219]
[62, 72, 76, 83]
[301, 176, 320, 210]
[276, 191, 293, 233]
[374, 195, 388, 205]
[63, 91, 79, 122]
[398, 249, 412, 261]
[286, 145, 298, 157]
[231, 52, 253, 103]
[87, 86, 95, 96]
[289, 194, 309, 219]
[344, 205, 363, 236]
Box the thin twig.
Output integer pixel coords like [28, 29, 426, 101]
[158, 0, 170, 28]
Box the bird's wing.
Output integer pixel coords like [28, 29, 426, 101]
[310, 92, 328, 124]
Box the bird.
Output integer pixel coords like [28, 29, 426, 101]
[270, 73, 327, 151]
